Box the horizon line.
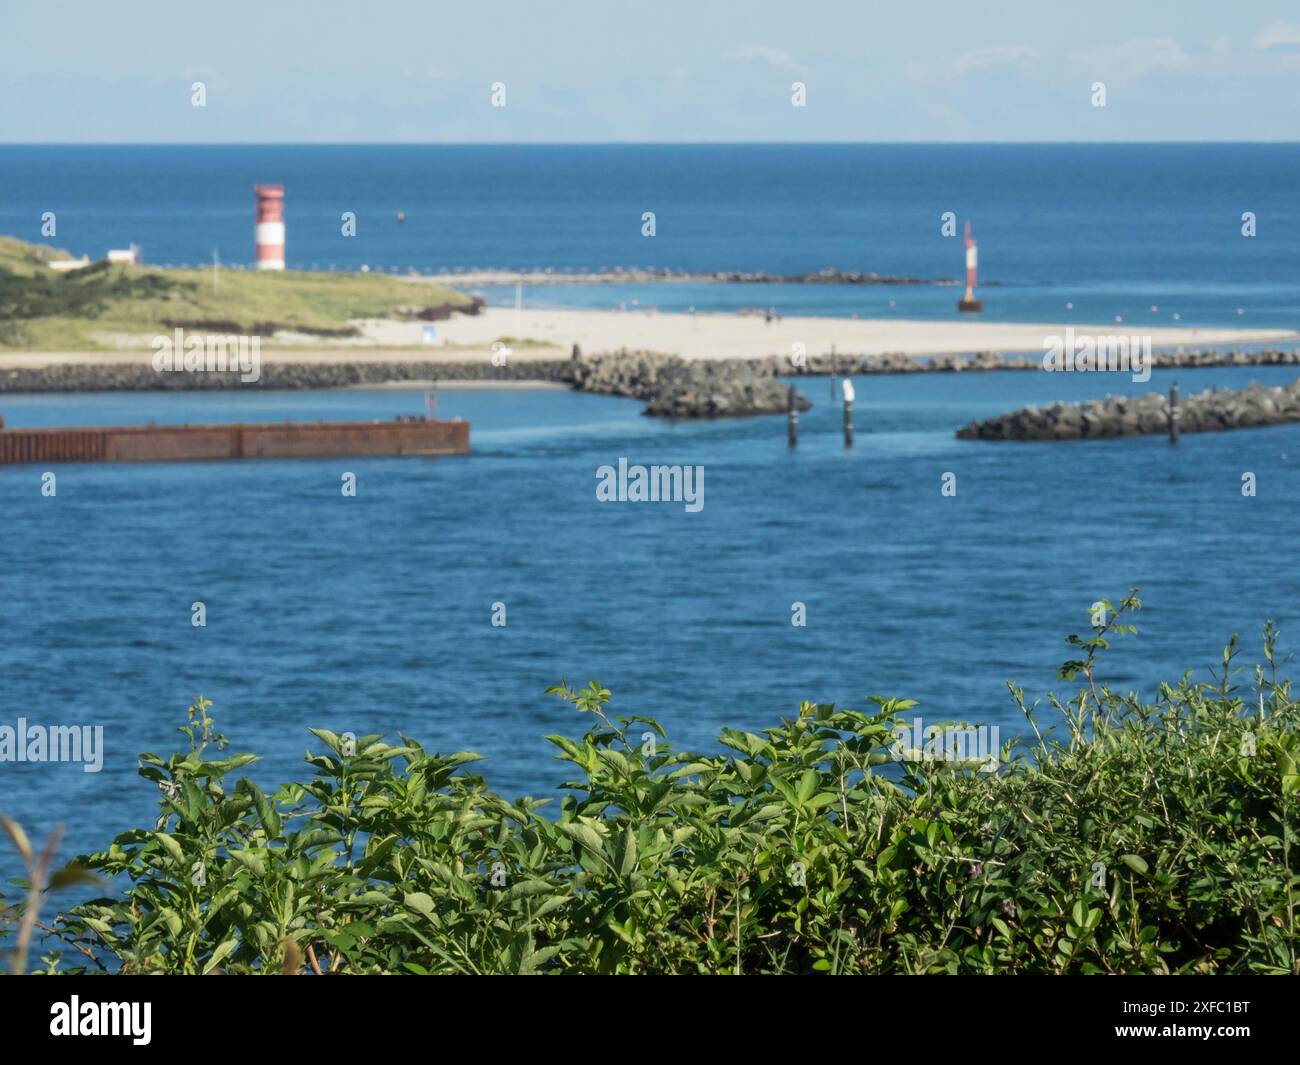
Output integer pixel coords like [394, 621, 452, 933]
[3, 139, 1300, 148]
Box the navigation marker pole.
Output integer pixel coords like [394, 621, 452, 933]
[957, 221, 982, 313]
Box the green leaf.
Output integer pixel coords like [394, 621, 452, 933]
[1120, 854, 1149, 876]
[230, 848, 267, 877]
[202, 938, 238, 974]
[616, 828, 638, 878]
[241, 780, 282, 838]
[153, 831, 185, 865]
[796, 769, 818, 804]
[534, 895, 571, 919]
[508, 879, 555, 900]
[558, 821, 608, 865]
[403, 891, 435, 916]
[519, 944, 564, 975]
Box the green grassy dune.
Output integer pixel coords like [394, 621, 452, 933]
[0, 236, 477, 351]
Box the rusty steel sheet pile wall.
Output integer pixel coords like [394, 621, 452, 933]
[0, 419, 469, 465]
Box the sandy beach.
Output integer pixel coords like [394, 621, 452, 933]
[3, 307, 1294, 368]
[381, 308, 1297, 360]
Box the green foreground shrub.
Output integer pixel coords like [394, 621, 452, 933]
[3, 591, 1299, 974]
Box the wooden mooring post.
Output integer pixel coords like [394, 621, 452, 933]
[842, 379, 855, 447]
[787, 385, 799, 448]
[1168, 382, 1180, 445]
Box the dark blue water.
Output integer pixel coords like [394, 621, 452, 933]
[2, 144, 1299, 326]
[3, 143, 1300, 888]
[3, 370, 1299, 873]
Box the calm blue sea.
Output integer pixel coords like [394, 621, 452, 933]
[1, 143, 1299, 326]
[3, 369, 1300, 868]
[1, 144, 1299, 882]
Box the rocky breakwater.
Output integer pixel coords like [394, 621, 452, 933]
[956, 379, 1300, 441]
[790, 348, 1300, 376]
[569, 350, 811, 418]
[707, 268, 952, 286]
[0, 359, 574, 392]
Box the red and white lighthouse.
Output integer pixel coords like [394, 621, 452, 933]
[254, 184, 285, 271]
[957, 220, 982, 313]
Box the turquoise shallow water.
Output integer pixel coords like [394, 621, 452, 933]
[2, 368, 1299, 871]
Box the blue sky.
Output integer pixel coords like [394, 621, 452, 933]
[4, 0, 1300, 142]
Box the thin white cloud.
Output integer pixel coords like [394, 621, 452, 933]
[904, 44, 1037, 82]
[1253, 21, 1300, 51]
[1071, 37, 1191, 81]
[952, 45, 1038, 76]
[728, 44, 798, 72]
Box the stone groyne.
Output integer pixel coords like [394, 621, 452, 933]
[0, 359, 575, 393]
[570, 351, 811, 418]
[6, 347, 1300, 421]
[782, 348, 1300, 376]
[956, 380, 1300, 441]
[0, 352, 812, 419]
[432, 267, 954, 286]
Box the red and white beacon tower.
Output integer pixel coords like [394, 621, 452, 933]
[957, 220, 982, 313]
[254, 184, 285, 271]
